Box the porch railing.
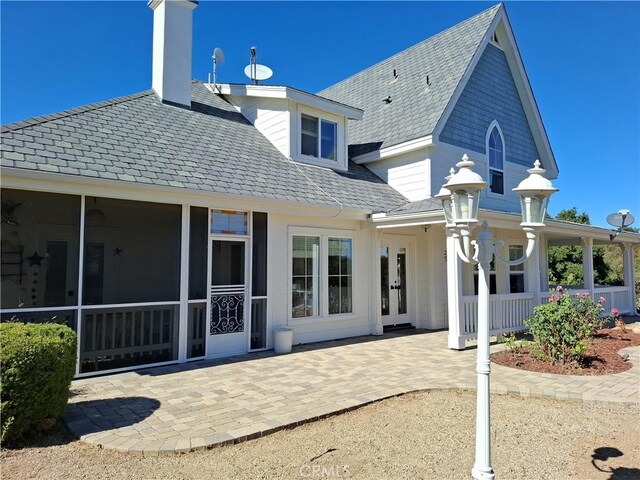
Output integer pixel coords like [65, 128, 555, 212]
[459, 285, 635, 341]
[461, 293, 534, 340]
[79, 303, 180, 374]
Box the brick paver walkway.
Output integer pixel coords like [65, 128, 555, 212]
[66, 330, 640, 455]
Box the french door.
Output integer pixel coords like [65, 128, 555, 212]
[380, 236, 413, 327]
[206, 239, 249, 357]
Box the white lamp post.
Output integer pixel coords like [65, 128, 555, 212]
[440, 156, 557, 480]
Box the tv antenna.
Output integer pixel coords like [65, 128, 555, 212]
[244, 46, 273, 85]
[606, 209, 635, 241]
[208, 47, 225, 90]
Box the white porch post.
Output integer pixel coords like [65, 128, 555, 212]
[581, 237, 594, 296]
[446, 231, 465, 349]
[178, 204, 190, 361]
[622, 243, 637, 314]
[370, 228, 384, 335]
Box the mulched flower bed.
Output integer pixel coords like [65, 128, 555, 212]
[491, 328, 640, 375]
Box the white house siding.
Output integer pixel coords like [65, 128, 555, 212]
[226, 95, 291, 157]
[366, 148, 431, 202]
[429, 142, 531, 213]
[375, 225, 448, 331]
[267, 213, 372, 346]
[427, 226, 449, 329]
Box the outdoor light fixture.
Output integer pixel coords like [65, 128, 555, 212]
[513, 160, 558, 228]
[435, 168, 456, 228]
[440, 155, 557, 480]
[444, 154, 488, 226]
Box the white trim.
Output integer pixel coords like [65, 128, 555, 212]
[295, 105, 348, 171]
[76, 195, 86, 376]
[74, 359, 179, 379]
[485, 120, 505, 198]
[287, 226, 356, 323]
[1, 168, 371, 219]
[0, 305, 78, 314]
[81, 301, 180, 310]
[214, 84, 363, 120]
[351, 135, 433, 164]
[178, 204, 189, 362]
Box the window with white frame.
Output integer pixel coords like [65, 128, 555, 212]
[328, 238, 353, 314]
[290, 231, 353, 319]
[292, 235, 320, 318]
[509, 244, 525, 293]
[487, 125, 504, 195]
[301, 113, 337, 161]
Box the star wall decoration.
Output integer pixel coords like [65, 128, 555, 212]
[26, 251, 45, 266]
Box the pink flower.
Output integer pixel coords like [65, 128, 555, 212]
[599, 296, 606, 303]
[556, 286, 563, 292]
[611, 308, 619, 316]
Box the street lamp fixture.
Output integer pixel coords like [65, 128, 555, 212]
[435, 167, 457, 228]
[439, 155, 557, 480]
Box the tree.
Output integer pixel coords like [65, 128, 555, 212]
[548, 208, 612, 287]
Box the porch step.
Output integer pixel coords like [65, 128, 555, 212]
[383, 323, 415, 333]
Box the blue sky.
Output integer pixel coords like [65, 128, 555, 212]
[2, 1, 639, 228]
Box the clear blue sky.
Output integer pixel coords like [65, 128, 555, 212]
[2, 1, 639, 228]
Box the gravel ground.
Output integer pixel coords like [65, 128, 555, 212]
[1, 390, 638, 480]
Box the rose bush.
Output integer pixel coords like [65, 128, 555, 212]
[525, 287, 611, 365]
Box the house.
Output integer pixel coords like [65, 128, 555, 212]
[1, 1, 638, 377]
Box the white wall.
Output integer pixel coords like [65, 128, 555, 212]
[429, 142, 532, 214]
[267, 213, 371, 345]
[226, 95, 291, 157]
[366, 147, 431, 201]
[373, 224, 448, 330]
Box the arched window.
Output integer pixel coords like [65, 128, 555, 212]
[487, 123, 504, 195]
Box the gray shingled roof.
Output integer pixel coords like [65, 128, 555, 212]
[382, 198, 442, 216]
[318, 4, 500, 157]
[1, 82, 407, 213]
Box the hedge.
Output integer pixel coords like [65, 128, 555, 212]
[1, 322, 77, 444]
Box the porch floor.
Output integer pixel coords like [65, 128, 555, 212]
[66, 329, 640, 455]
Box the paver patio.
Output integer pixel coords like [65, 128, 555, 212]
[66, 330, 640, 455]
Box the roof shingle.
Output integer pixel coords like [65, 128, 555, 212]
[1, 82, 408, 213]
[318, 4, 501, 157]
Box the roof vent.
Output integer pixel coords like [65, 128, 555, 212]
[383, 96, 392, 104]
[389, 69, 399, 85]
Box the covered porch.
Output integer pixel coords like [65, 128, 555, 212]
[447, 212, 638, 349]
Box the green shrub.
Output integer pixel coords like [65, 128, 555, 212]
[525, 287, 609, 365]
[1, 322, 77, 444]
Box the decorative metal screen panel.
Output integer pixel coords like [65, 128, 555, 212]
[210, 286, 245, 335]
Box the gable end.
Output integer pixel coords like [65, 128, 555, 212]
[439, 43, 540, 168]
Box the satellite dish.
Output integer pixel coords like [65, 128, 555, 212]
[244, 64, 273, 82]
[606, 209, 635, 241]
[213, 47, 225, 65]
[210, 47, 225, 87]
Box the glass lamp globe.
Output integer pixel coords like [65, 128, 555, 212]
[444, 154, 488, 225]
[435, 168, 456, 228]
[513, 160, 558, 227]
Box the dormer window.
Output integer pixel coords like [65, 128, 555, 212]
[487, 123, 505, 195]
[301, 113, 337, 161]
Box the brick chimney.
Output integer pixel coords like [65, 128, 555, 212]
[148, 0, 198, 108]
